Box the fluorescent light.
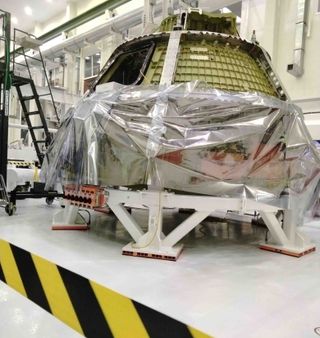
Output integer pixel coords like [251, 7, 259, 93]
[24, 6, 33, 16]
[12, 17, 18, 24]
[46, 0, 52, 2]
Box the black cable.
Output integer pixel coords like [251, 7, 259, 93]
[199, 224, 207, 236]
[77, 212, 87, 226]
[265, 229, 269, 242]
[78, 209, 91, 225]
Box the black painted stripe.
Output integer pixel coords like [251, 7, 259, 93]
[0, 263, 6, 283]
[58, 266, 113, 338]
[133, 301, 194, 338]
[10, 244, 51, 313]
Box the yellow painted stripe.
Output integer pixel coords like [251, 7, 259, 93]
[32, 254, 84, 335]
[189, 326, 214, 338]
[91, 280, 150, 338]
[0, 240, 26, 296]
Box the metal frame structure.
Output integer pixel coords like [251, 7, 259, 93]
[107, 189, 315, 259]
[13, 28, 58, 121]
[0, 9, 11, 184]
[0, 9, 64, 215]
[0, 173, 13, 215]
[54, 188, 315, 260]
[12, 28, 59, 164]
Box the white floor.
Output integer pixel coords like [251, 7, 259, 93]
[0, 281, 82, 338]
[0, 199, 320, 338]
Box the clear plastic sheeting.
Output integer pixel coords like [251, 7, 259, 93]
[41, 81, 320, 214]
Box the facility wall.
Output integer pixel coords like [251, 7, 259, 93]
[241, 0, 320, 108]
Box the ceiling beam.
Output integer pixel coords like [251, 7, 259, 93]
[38, 0, 131, 43]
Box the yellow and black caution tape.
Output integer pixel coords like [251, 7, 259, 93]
[0, 239, 213, 338]
[8, 160, 34, 168]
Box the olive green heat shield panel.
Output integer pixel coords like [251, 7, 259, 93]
[144, 43, 168, 84]
[174, 41, 276, 95]
[92, 11, 284, 99]
[159, 12, 237, 35]
[144, 41, 277, 96]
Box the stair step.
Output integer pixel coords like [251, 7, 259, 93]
[35, 140, 46, 143]
[13, 78, 32, 86]
[22, 95, 36, 101]
[30, 126, 44, 130]
[15, 52, 41, 62]
[15, 62, 28, 67]
[25, 111, 40, 116]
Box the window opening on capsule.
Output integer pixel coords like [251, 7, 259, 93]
[97, 42, 155, 86]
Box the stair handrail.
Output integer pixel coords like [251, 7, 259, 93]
[12, 28, 60, 123]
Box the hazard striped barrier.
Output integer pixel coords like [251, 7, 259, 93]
[0, 239, 213, 338]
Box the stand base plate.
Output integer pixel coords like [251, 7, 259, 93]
[52, 224, 89, 231]
[260, 244, 316, 257]
[122, 243, 183, 261]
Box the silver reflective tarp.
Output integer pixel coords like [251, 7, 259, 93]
[42, 81, 320, 213]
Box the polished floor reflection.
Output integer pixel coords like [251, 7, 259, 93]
[92, 207, 267, 246]
[0, 281, 82, 338]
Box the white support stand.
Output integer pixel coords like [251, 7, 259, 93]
[259, 210, 315, 257]
[52, 201, 89, 230]
[106, 189, 316, 261]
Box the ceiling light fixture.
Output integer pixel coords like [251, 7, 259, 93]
[12, 17, 18, 24]
[24, 6, 33, 16]
[46, 0, 52, 3]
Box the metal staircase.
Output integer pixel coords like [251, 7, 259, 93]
[11, 28, 59, 165]
[0, 10, 63, 214]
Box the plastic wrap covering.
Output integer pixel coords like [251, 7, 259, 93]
[42, 81, 320, 213]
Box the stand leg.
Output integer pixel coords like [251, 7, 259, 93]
[259, 210, 315, 257]
[163, 211, 211, 247]
[52, 201, 88, 230]
[107, 201, 144, 242]
[122, 192, 184, 260]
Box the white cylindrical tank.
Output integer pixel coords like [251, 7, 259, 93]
[6, 167, 40, 192]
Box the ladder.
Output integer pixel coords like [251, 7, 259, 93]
[11, 28, 59, 165]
